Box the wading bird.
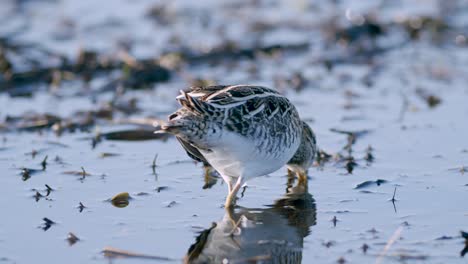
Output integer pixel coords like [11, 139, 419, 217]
[158, 85, 316, 208]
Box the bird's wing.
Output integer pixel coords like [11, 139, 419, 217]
[177, 85, 297, 137]
[208, 85, 296, 135]
[176, 136, 210, 166]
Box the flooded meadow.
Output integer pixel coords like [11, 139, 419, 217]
[0, 0, 467, 263]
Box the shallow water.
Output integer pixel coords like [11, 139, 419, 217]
[1, 0, 468, 263]
[1, 85, 467, 263]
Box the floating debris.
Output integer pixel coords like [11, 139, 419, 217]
[45, 184, 53, 196]
[462, 231, 468, 257]
[40, 218, 56, 231]
[322, 240, 335, 248]
[11, 114, 61, 132]
[330, 128, 371, 138]
[99, 152, 120, 158]
[165, 201, 177, 208]
[151, 154, 158, 175]
[316, 149, 332, 166]
[364, 145, 374, 164]
[19, 167, 42, 181]
[21, 168, 31, 181]
[67, 232, 80, 246]
[63, 167, 91, 178]
[44, 141, 69, 148]
[102, 246, 173, 261]
[330, 128, 371, 156]
[361, 243, 369, 254]
[78, 202, 86, 213]
[101, 129, 169, 141]
[397, 254, 428, 261]
[32, 184, 53, 201]
[34, 191, 43, 202]
[155, 186, 168, 193]
[41, 155, 48, 170]
[354, 179, 388, 189]
[110, 192, 130, 208]
[345, 157, 358, 174]
[448, 166, 467, 175]
[337, 256, 346, 264]
[366, 228, 378, 235]
[25, 149, 40, 159]
[435, 235, 454, 240]
[416, 88, 442, 108]
[54, 155, 66, 164]
[331, 216, 338, 227]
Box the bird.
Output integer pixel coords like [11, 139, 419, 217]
[158, 85, 317, 208]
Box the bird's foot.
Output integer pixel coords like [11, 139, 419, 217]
[297, 171, 308, 187]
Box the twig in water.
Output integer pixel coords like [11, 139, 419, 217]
[461, 231, 468, 257]
[332, 216, 338, 227]
[364, 145, 374, 164]
[41, 155, 48, 170]
[152, 154, 158, 177]
[67, 232, 80, 246]
[102, 247, 173, 261]
[375, 226, 403, 264]
[78, 202, 85, 213]
[391, 186, 397, 213]
[81, 167, 86, 179]
[41, 217, 56, 231]
[34, 191, 43, 202]
[45, 184, 53, 196]
[391, 187, 397, 202]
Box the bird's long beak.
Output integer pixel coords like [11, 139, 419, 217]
[154, 120, 183, 134]
[153, 121, 165, 134]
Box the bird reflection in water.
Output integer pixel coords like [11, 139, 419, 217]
[185, 180, 316, 264]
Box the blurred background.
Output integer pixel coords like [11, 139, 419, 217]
[1, 0, 468, 263]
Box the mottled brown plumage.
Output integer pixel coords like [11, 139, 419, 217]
[159, 85, 316, 207]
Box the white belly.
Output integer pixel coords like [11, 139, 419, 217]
[200, 131, 299, 181]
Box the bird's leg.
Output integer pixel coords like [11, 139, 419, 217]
[225, 177, 244, 208]
[227, 180, 233, 193]
[297, 169, 308, 187]
[286, 168, 296, 193]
